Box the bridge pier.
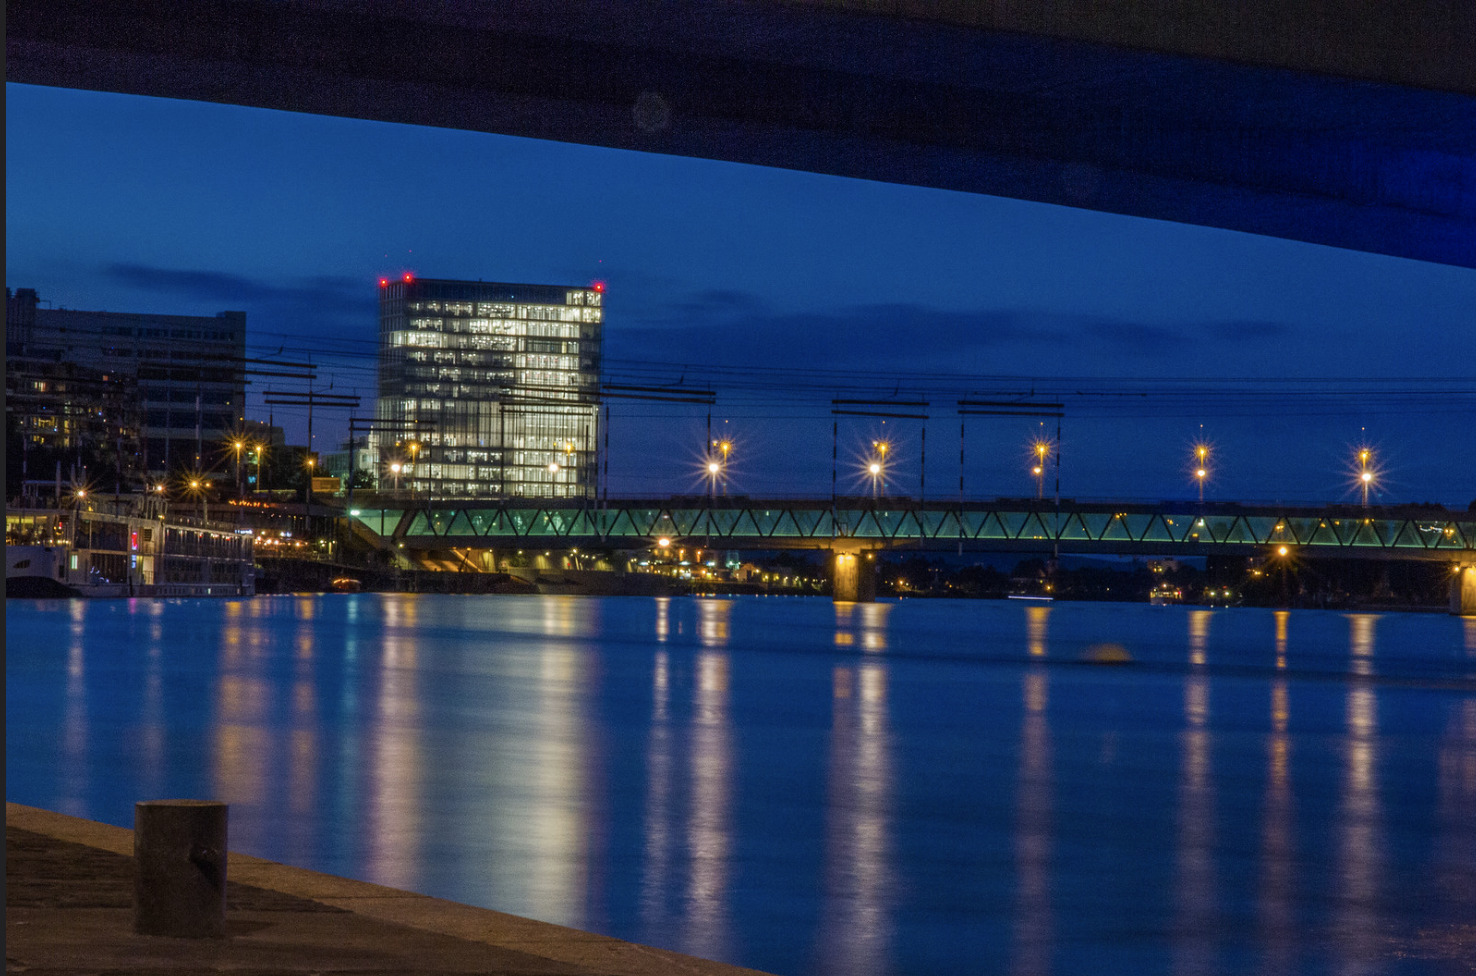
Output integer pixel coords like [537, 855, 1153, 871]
[830, 542, 877, 603]
[1452, 564, 1476, 616]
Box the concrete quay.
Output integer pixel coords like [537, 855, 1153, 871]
[6, 802, 774, 976]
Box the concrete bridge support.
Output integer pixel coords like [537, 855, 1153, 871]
[831, 543, 877, 604]
[1452, 565, 1476, 616]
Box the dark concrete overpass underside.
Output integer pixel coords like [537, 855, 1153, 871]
[7, 0, 1474, 267]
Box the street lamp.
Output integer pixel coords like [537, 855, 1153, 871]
[1356, 448, 1374, 507]
[1026, 439, 1052, 499]
[232, 439, 245, 500]
[390, 462, 402, 492]
[1185, 441, 1211, 502]
[405, 441, 420, 502]
[869, 441, 890, 498]
[188, 477, 207, 522]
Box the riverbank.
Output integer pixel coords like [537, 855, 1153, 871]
[5, 802, 772, 976]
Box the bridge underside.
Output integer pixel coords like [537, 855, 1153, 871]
[8, 0, 1473, 267]
[350, 498, 1476, 562]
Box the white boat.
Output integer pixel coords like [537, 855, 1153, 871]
[6, 500, 255, 598]
[1149, 584, 1184, 605]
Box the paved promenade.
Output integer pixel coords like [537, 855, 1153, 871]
[6, 802, 773, 976]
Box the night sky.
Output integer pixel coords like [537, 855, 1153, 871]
[7, 82, 1475, 505]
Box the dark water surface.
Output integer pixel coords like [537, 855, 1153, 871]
[7, 595, 1476, 975]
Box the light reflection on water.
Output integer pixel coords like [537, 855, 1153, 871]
[8, 595, 1476, 976]
[819, 661, 891, 976]
[1011, 667, 1051, 976]
[1258, 678, 1295, 976]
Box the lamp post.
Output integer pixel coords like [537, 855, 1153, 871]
[189, 478, 206, 523]
[1032, 440, 1051, 499]
[871, 441, 890, 497]
[1194, 443, 1209, 503]
[1357, 448, 1373, 507]
[232, 440, 245, 500]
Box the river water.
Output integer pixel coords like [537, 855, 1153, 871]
[7, 595, 1475, 975]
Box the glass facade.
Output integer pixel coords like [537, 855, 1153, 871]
[376, 278, 603, 499]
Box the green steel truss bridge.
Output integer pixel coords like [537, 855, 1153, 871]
[348, 498, 1476, 561]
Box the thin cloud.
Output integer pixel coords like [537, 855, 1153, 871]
[101, 263, 374, 337]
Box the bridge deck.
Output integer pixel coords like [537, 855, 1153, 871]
[347, 499, 1475, 559]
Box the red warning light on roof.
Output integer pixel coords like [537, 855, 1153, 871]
[378, 278, 388, 287]
[592, 281, 605, 293]
[403, 272, 414, 283]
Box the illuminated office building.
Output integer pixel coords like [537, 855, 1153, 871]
[376, 276, 603, 498]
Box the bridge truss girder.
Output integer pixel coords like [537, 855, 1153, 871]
[348, 498, 1475, 561]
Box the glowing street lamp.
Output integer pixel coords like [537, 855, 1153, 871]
[1191, 442, 1210, 502]
[230, 439, 244, 495]
[868, 441, 890, 498]
[186, 477, 208, 522]
[714, 439, 732, 496]
[1356, 447, 1375, 507]
[389, 462, 402, 492]
[1031, 439, 1052, 499]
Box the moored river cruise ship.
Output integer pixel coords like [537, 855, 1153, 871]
[6, 498, 255, 598]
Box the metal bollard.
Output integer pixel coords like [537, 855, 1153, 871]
[133, 800, 229, 938]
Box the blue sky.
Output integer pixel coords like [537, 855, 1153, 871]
[7, 82, 1475, 504]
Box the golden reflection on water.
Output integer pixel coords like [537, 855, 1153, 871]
[858, 603, 891, 651]
[687, 651, 733, 960]
[698, 599, 732, 647]
[139, 624, 165, 798]
[1173, 673, 1216, 976]
[818, 662, 891, 976]
[61, 603, 89, 815]
[833, 602, 891, 652]
[542, 596, 581, 637]
[517, 645, 588, 923]
[1347, 614, 1377, 677]
[1025, 605, 1050, 658]
[1188, 610, 1213, 667]
[1335, 678, 1383, 973]
[1274, 610, 1289, 670]
[213, 668, 269, 810]
[655, 596, 670, 643]
[642, 651, 674, 929]
[365, 631, 422, 891]
[1012, 668, 1052, 976]
[1258, 678, 1295, 975]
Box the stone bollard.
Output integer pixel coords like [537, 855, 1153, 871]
[134, 800, 229, 938]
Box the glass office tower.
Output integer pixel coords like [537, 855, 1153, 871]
[375, 276, 602, 498]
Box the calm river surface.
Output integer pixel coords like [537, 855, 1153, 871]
[7, 595, 1476, 975]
